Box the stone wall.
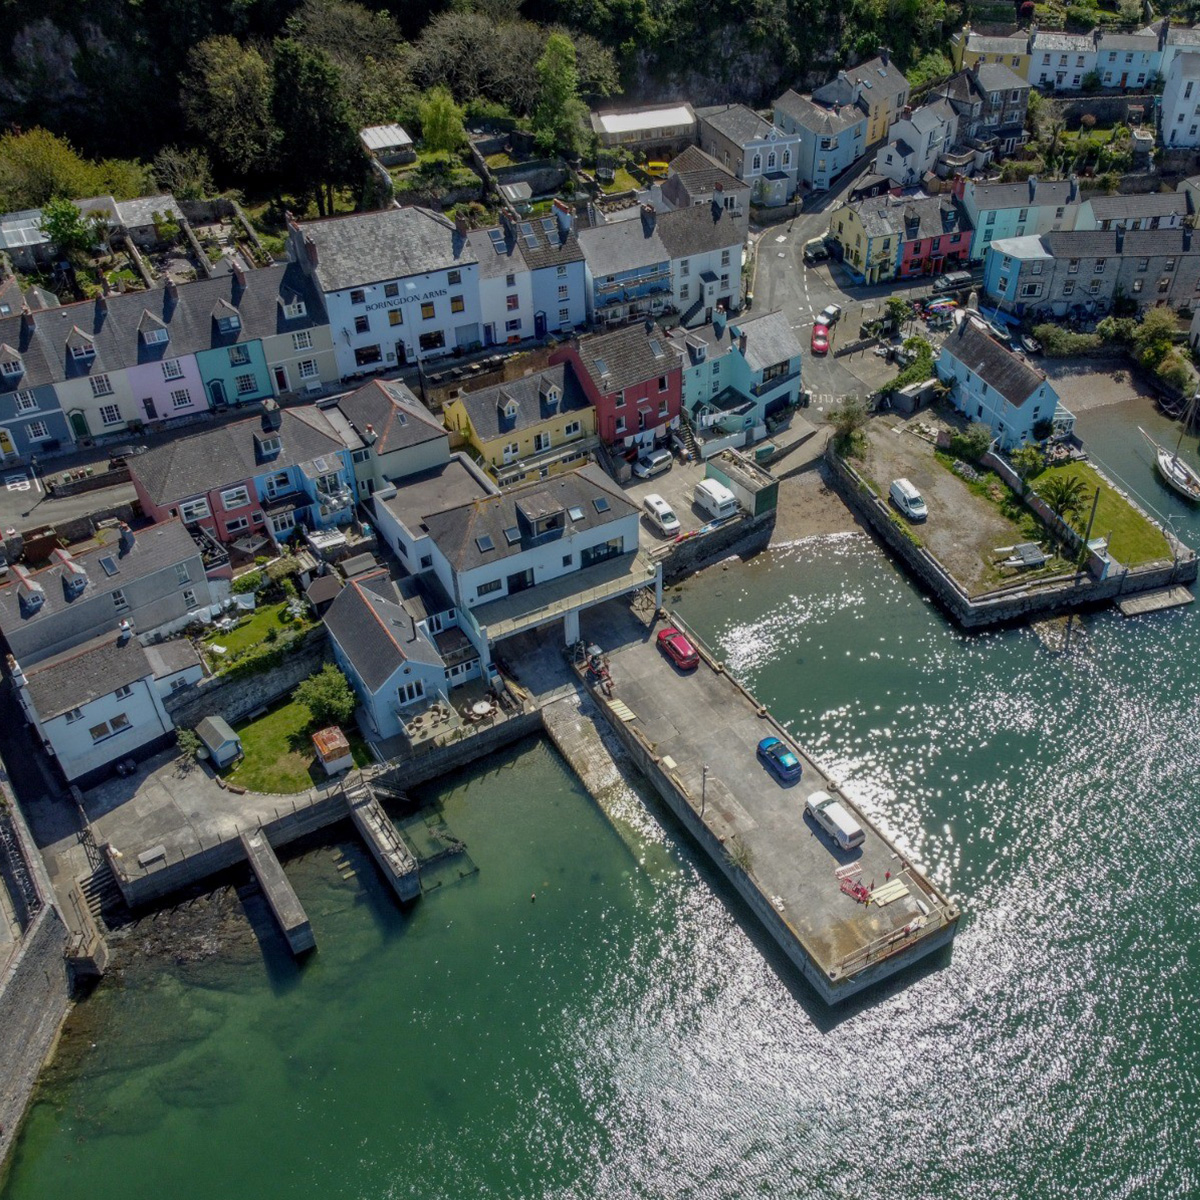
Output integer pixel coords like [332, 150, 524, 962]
[826, 446, 1197, 628]
[0, 784, 72, 1172]
[164, 629, 331, 730]
[657, 510, 775, 585]
[1043, 93, 1156, 129]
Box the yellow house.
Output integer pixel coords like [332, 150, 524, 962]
[824, 54, 912, 146]
[828, 197, 899, 285]
[951, 25, 1031, 80]
[442, 364, 598, 489]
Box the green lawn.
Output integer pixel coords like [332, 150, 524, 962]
[598, 167, 641, 194]
[204, 602, 311, 671]
[1037, 461, 1171, 566]
[227, 697, 373, 794]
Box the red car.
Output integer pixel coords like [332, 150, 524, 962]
[810, 323, 829, 355]
[656, 627, 700, 670]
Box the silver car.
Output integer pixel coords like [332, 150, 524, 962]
[633, 448, 672, 479]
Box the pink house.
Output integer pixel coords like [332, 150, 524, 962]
[896, 195, 972, 280]
[125, 354, 208, 423]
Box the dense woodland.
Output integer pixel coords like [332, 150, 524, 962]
[0, 0, 962, 215]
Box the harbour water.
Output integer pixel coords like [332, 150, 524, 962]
[4, 396, 1200, 1198]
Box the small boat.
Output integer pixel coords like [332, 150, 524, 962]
[1140, 426, 1200, 502]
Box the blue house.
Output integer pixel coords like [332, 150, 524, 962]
[667, 310, 803, 457]
[981, 235, 1053, 313]
[0, 309, 72, 463]
[958, 175, 1082, 261]
[937, 317, 1073, 450]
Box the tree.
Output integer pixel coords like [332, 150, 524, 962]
[952, 421, 994, 461]
[1039, 473, 1088, 533]
[182, 36, 276, 178]
[295, 664, 357, 727]
[885, 296, 912, 331]
[0, 128, 101, 211]
[153, 146, 214, 201]
[532, 33, 587, 157]
[38, 197, 96, 255]
[1133, 306, 1179, 368]
[829, 396, 868, 452]
[418, 87, 466, 152]
[272, 38, 360, 216]
[1009, 445, 1045, 487]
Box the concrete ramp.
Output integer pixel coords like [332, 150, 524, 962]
[346, 783, 421, 903]
[240, 830, 315, 955]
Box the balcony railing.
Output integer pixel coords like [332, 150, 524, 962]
[751, 368, 801, 397]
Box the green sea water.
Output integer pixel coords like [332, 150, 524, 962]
[4, 394, 1200, 1198]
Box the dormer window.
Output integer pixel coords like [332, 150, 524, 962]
[71, 340, 95, 361]
[283, 300, 307, 319]
[504, 399, 519, 418]
[217, 315, 241, 333]
[143, 327, 168, 345]
[0, 358, 20, 378]
[256, 433, 282, 458]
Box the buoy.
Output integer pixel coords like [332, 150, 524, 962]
[531, 893, 536, 902]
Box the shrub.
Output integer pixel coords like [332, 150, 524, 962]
[1010, 445, 1046, 480]
[177, 728, 202, 760]
[950, 421, 994, 461]
[295, 664, 357, 727]
[1080, 113, 1097, 131]
[891, 337, 936, 392]
[266, 554, 299, 583]
[1032, 323, 1101, 356]
[232, 570, 263, 594]
[1156, 350, 1194, 393]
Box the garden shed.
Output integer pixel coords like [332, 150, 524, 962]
[196, 715, 243, 767]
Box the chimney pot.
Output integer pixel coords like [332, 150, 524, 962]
[21, 305, 34, 334]
[232, 262, 246, 288]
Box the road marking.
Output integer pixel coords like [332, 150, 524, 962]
[775, 235, 788, 243]
[5, 472, 32, 493]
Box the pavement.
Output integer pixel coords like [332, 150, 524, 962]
[573, 598, 954, 977]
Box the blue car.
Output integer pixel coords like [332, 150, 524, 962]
[757, 736, 802, 784]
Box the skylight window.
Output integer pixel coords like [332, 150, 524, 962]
[504, 526, 521, 545]
[568, 506, 584, 521]
[488, 229, 506, 254]
[99, 556, 119, 577]
[476, 534, 495, 553]
[540, 217, 556, 234]
[648, 338, 664, 357]
[592, 497, 610, 513]
[593, 357, 608, 376]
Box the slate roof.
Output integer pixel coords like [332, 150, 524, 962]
[577, 211, 671, 277]
[727, 310, 804, 373]
[455, 363, 590, 441]
[1087, 192, 1190, 221]
[989, 234, 1053, 260]
[1044, 227, 1197, 257]
[573, 323, 678, 395]
[969, 177, 1081, 212]
[0, 520, 200, 631]
[296, 206, 477, 293]
[1031, 30, 1095, 53]
[115, 194, 180, 229]
[898, 195, 967, 242]
[696, 104, 777, 145]
[943, 318, 1044, 407]
[963, 31, 1028, 54]
[844, 54, 910, 95]
[974, 62, 1030, 92]
[324, 570, 443, 691]
[657, 202, 746, 260]
[467, 214, 583, 281]
[131, 407, 354, 507]
[421, 464, 635, 573]
[666, 146, 744, 196]
[23, 631, 156, 720]
[0, 263, 324, 396]
[143, 638, 203, 679]
[1097, 31, 1158, 52]
[1170, 50, 1200, 77]
[378, 458, 495, 534]
[775, 90, 865, 135]
[334, 378, 445, 456]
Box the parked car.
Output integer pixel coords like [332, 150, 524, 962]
[642, 493, 680, 536]
[811, 323, 830, 355]
[933, 270, 973, 293]
[656, 627, 699, 670]
[757, 736, 803, 784]
[633, 447, 672, 479]
[805, 790, 866, 851]
[818, 303, 843, 325]
[803, 237, 830, 265]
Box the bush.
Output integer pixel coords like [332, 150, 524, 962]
[1010, 445, 1046, 480]
[232, 570, 263, 594]
[1080, 113, 1097, 131]
[266, 554, 299, 583]
[1032, 323, 1101, 356]
[950, 422, 994, 461]
[1097, 315, 1137, 343]
[891, 337, 936, 392]
[177, 728, 202, 760]
[1156, 350, 1194, 393]
[295, 664, 357, 727]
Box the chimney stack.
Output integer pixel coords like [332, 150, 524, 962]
[1028, 175, 1038, 202]
[96, 295, 107, 316]
[455, 215, 468, 237]
[232, 262, 246, 289]
[305, 236, 319, 268]
[165, 280, 179, 303]
[640, 204, 657, 233]
[363, 422, 377, 444]
[118, 522, 136, 555]
[117, 618, 133, 644]
[261, 397, 283, 431]
[20, 305, 34, 336]
[879, 46, 890, 66]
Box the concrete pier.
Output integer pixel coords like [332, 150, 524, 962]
[346, 782, 421, 902]
[553, 602, 961, 1005]
[1116, 585, 1195, 617]
[240, 829, 315, 955]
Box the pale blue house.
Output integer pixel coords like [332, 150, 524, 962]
[959, 175, 1082, 261]
[937, 317, 1073, 449]
[981, 235, 1053, 313]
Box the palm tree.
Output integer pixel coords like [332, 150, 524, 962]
[1039, 473, 1089, 547]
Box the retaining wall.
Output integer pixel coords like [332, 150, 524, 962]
[826, 446, 1197, 628]
[657, 510, 775, 585]
[0, 784, 72, 1174]
[163, 630, 330, 729]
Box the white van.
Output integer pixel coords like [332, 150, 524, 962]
[693, 479, 738, 521]
[805, 790, 866, 851]
[642, 493, 680, 536]
[889, 477, 928, 522]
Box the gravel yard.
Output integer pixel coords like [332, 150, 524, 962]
[1040, 361, 1152, 412]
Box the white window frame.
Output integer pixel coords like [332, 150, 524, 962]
[99, 404, 122, 426]
[234, 373, 257, 395]
[170, 389, 191, 409]
[90, 374, 114, 398]
[179, 497, 211, 522]
[15, 389, 38, 412]
[26, 420, 50, 440]
[297, 359, 319, 380]
[292, 330, 313, 351]
[162, 359, 184, 380]
[221, 485, 251, 510]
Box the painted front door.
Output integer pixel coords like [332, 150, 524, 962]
[70, 411, 90, 439]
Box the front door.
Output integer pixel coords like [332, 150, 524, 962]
[395, 340, 407, 366]
[506, 568, 534, 594]
[273, 365, 288, 394]
[209, 380, 226, 408]
[143, 397, 158, 419]
[69, 411, 89, 439]
[535, 311, 547, 338]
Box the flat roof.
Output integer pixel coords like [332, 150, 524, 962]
[596, 106, 694, 135]
[360, 123, 413, 151]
